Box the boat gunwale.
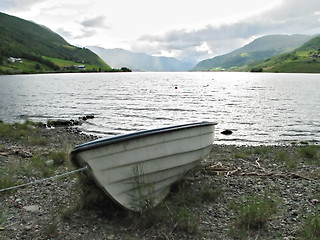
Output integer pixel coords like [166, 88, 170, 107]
[71, 121, 217, 154]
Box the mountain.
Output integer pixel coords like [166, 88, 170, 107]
[192, 35, 313, 71]
[0, 12, 111, 74]
[247, 35, 320, 73]
[87, 46, 196, 72]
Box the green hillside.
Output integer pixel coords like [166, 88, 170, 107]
[0, 12, 112, 74]
[192, 35, 313, 71]
[247, 35, 320, 73]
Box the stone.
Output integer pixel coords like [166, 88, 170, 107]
[23, 205, 40, 213]
[221, 129, 233, 135]
[45, 159, 54, 166]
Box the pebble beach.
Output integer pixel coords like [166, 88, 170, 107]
[0, 122, 319, 239]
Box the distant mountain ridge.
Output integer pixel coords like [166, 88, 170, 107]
[247, 35, 320, 73]
[192, 34, 313, 71]
[0, 12, 111, 74]
[88, 46, 196, 72]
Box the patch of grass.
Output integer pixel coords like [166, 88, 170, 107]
[42, 221, 59, 237]
[125, 181, 221, 236]
[131, 165, 156, 211]
[234, 151, 251, 159]
[229, 192, 279, 237]
[0, 120, 48, 146]
[75, 174, 117, 212]
[276, 150, 299, 169]
[30, 155, 53, 177]
[299, 209, 320, 240]
[0, 174, 21, 191]
[48, 150, 69, 166]
[253, 146, 271, 155]
[28, 136, 49, 146]
[125, 181, 200, 234]
[0, 164, 22, 192]
[77, 169, 220, 237]
[0, 205, 8, 227]
[298, 145, 319, 162]
[199, 185, 222, 203]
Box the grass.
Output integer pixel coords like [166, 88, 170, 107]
[44, 56, 110, 72]
[0, 120, 71, 192]
[0, 120, 48, 146]
[124, 181, 221, 236]
[218, 144, 319, 170]
[299, 209, 320, 240]
[229, 192, 279, 238]
[131, 165, 156, 211]
[42, 221, 59, 237]
[76, 169, 222, 236]
[298, 145, 319, 161]
[0, 205, 8, 229]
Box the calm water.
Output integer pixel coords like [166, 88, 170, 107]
[0, 72, 319, 145]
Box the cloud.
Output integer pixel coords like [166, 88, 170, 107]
[0, 0, 43, 11]
[132, 0, 320, 61]
[79, 15, 109, 29]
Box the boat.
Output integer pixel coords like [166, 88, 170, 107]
[70, 121, 217, 211]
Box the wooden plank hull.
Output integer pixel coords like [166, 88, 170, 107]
[71, 121, 217, 211]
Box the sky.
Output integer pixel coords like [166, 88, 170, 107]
[1, 0, 320, 62]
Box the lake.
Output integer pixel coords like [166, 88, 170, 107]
[0, 72, 319, 145]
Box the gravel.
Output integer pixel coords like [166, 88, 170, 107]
[0, 125, 319, 239]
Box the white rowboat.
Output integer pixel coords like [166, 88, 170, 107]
[71, 121, 217, 211]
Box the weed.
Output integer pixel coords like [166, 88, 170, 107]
[253, 146, 271, 155]
[0, 175, 20, 191]
[234, 151, 250, 159]
[43, 221, 58, 237]
[0, 120, 47, 146]
[131, 165, 156, 211]
[276, 150, 290, 162]
[28, 136, 49, 146]
[75, 174, 118, 213]
[299, 211, 320, 240]
[298, 145, 319, 161]
[0, 205, 8, 225]
[229, 192, 278, 237]
[125, 181, 202, 235]
[167, 182, 200, 233]
[276, 150, 299, 169]
[0, 167, 21, 191]
[48, 150, 69, 166]
[199, 185, 221, 203]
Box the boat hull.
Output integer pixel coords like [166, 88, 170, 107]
[71, 121, 217, 211]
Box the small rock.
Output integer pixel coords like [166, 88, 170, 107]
[24, 225, 32, 231]
[45, 159, 54, 166]
[107, 234, 115, 240]
[221, 129, 233, 135]
[23, 205, 40, 213]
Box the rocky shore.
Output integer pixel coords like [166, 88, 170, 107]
[0, 122, 319, 239]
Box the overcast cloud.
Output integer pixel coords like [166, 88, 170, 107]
[133, 0, 320, 60]
[1, 0, 319, 61]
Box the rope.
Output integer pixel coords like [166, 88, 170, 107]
[0, 166, 88, 193]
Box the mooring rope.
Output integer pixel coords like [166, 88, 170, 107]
[0, 166, 88, 193]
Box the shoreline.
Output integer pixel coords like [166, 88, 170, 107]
[0, 121, 319, 239]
